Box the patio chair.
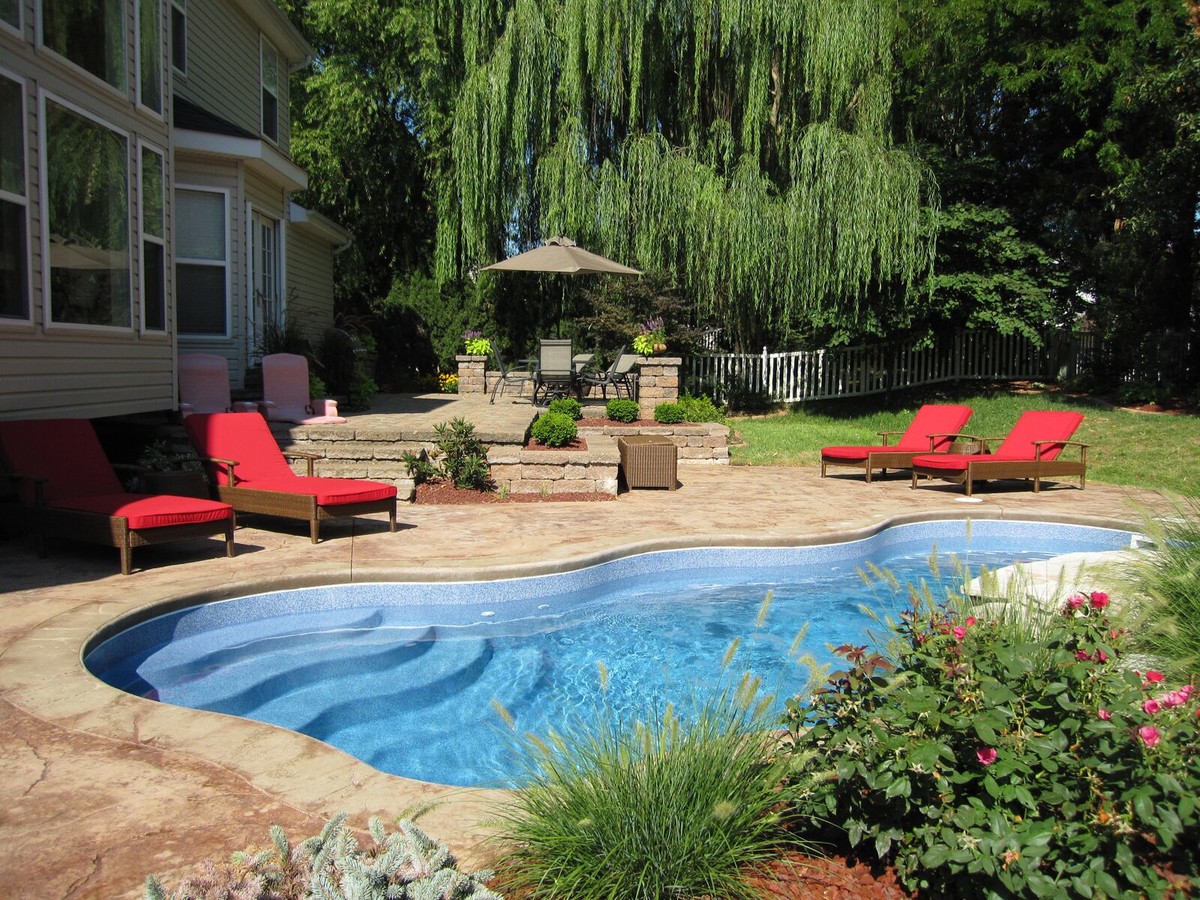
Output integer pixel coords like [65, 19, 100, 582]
[821, 404, 974, 483]
[532, 338, 575, 405]
[261, 353, 347, 424]
[183, 412, 397, 542]
[578, 348, 640, 400]
[489, 349, 533, 404]
[0, 419, 235, 575]
[911, 409, 1088, 496]
[178, 352, 259, 417]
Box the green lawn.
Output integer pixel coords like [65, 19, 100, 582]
[728, 387, 1200, 495]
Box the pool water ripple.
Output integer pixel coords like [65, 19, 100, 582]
[85, 520, 1136, 787]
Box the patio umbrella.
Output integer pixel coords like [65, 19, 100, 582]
[483, 236, 641, 334]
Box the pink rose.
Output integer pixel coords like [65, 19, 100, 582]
[1095, 649, 1108, 663]
[1180, 685, 1194, 699]
[1098, 709, 1112, 721]
[1075, 650, 1092, 662]
[953, 626, 966, 642]
[1143, 699, 1162, 715]
[965, 616, 977, 627]
[976, 747, 998, 766]
[1162, 690, 1188, 708]
[1066, 593, 1086, 611]
[1090, 591, 1110, 610]
[1138, 725, 1161, 747]
[1145, 671, 1165, 684]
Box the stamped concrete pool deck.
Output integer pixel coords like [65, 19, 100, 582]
[0, 414, 1176, 897]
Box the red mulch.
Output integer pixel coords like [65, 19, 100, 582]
[523, 437, 589, 450]
[413, 481, 615, 504]
[749, 852, 910, 899]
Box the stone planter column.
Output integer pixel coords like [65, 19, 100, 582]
[455, 355, 487, 393]
[635, 356, 681, 420]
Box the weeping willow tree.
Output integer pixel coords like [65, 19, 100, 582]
[428, 0, 938, 346]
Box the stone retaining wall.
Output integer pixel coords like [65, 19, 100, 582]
[487, 438, 619, 496]
[578, 421, 730, 464]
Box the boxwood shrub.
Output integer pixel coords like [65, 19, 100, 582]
[547, 397, 582, 420]
[606, 398, 641, 423]
[654, 402, 686, 424]
[530, 411, 578, 447]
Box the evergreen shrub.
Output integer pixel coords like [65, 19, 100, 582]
[547, 397, 582, 420]
[654, 402, 686, 424]
[605, 398, 640, 422]
[530, 411, 578, 447]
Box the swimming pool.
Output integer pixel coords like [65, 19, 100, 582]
[85, 519, 1135, 787]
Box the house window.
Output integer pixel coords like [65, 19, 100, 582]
[0, 74, 28, 321]
[138, 0, 163, 113]
[1, 0, 19, 31]
[260, 37, 279, 142]
[251, 211, 280, 351]
[176, 188, 228, 336]
[140, 144, 165, 331]
[44, 97, 131, 328]
[170, 0, 186, 75]
[41, 0, 127, 91]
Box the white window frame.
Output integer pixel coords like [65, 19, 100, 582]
[138, 140, 166, 333]
[38, 89, 134, 334]
[0, 67, 31, 327]
[0, 0, 21, 37]
[37, 0, 130, 98]
[248, 205, 285, 364]
[175, 184, 231, 339]
[136, 0, 164, 117]
[260, 35, 279, 143]
[170, 0, 186, 76]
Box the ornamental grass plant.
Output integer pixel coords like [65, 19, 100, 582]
[783, 577, 1200, 897]
[491, 676, 816, 900]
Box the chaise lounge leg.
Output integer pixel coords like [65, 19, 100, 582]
[225, 522, 236, 558]
[388, 507, 396, 533]
[310, 519, 320, 543]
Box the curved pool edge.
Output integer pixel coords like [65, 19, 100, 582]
[0, 466, 1173, 896]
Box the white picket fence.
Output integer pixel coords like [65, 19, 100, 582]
[687, 330, 1098, 403]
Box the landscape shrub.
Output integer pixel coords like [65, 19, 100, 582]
[783, 589, 1200, 897]
[403, 417, 492, 490]
[492, 680, 815, 900]
[530, 411, 578, 447]
[546, 397, 582, 420]
[144, 813, 502, 899]
[677, 392, 724, 422]
[605, 398, 640, 422]
[653, 402, 686, 423]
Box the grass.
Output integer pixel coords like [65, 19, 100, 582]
[727, 385, 1200, 494]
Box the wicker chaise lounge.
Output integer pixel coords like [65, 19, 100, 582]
[910, 409, 1088, 496]
[0, 419, 235, 574]
[821, 404, 973, 483]
[184, 412, 397, 542]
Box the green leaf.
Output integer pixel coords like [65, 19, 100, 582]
[885, 776, 912, 799]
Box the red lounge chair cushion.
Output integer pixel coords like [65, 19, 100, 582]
[241, 476, 397, 506]
[822, 404, 973, 460]
[55, 493, 233, 529]
[993, 410, 1084, 461]
[0, 419, 124, 504]
[185, 412, 301, 484]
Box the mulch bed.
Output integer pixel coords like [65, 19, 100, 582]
[523, 437, 588, 450]
[577, 417, 659, 427]
[749, 852, 910, 899]
[413, 481, 615, 504]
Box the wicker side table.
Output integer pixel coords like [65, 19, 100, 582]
[617, 435, 678, 490]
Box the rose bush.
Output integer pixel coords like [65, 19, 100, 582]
[783, 590, 1200, 897]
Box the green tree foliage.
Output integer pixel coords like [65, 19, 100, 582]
[898, 0, 1200, 378]
[430, 0, 939, 348]
[280, 0, 434, 308]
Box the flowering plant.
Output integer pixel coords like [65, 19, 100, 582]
[632, 316, 666, 355]
[783, 588, 1200, 897]
[463, 330, 491, 356]
[438, 372, 459, 394]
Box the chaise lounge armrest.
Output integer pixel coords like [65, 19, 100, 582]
[1033, 439, 1088, 459]
[1, 470, 49, 505]
[925, 432, 982, 450]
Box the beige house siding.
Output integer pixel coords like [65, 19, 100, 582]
[0, 1, 176, 418]
[177, 0, 301, 152]
[287, 223, 339, 347]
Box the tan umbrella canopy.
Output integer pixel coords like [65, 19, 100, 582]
[483, 236, 642, 276]
[483, 236, 641, 335]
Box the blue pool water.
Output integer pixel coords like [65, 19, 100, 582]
[85, 520, 1135, 787]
